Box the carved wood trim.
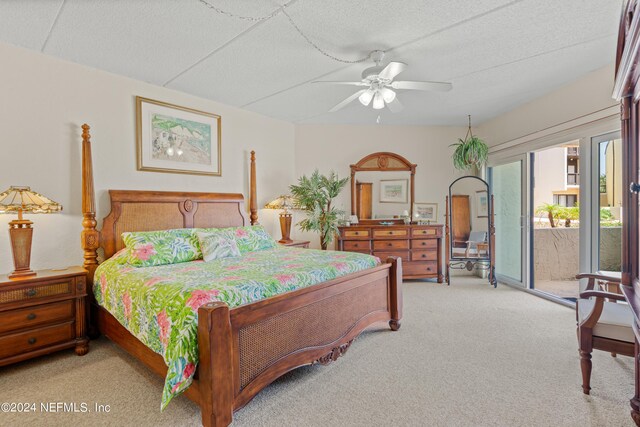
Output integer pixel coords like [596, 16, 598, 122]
[350, 152, 417, 218]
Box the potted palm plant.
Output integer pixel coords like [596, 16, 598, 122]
[290, 170, 349, 250]
[451, 115, 489, 171]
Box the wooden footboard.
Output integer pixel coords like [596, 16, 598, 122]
[198, 257, 402, 427]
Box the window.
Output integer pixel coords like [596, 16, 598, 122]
[553, 194, 578, 207]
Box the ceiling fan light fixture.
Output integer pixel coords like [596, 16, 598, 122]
[373, 92, 385, 110]
[359, 89, 374, 106]
[380, 87, 396, 103]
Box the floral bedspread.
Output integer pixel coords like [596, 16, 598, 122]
[94, 247, 379, 409]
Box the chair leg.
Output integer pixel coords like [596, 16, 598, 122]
[580, 349, 592, 394]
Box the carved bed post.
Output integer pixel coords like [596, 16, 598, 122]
[444, 196, 450, 286]
[198, 302, 234, 427]
[81, 124, 100, 287]
[387, 256, 403, 331]
[249, 151, 258, 225]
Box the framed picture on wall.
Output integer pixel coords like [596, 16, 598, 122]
[413, 202, 438, 222]
[476, 190, 489, 218]
[136, 96, 222, 176]
[380, 179, 408, 203]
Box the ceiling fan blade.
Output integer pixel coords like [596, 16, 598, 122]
[391, 80, 453, 92]
[387, 97, 404, 113]
[312, 81, 367, 86]
[329, 89, 367, 113]
[378, 61, 407, 80]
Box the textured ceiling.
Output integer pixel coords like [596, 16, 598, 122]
[0, 0, 621, 126]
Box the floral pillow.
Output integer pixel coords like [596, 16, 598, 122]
[196, 232, 241, 262]
[198, 225, 277, 254]
[122, 228, 202, 267]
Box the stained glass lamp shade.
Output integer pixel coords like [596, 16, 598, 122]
[0, 186, 63, 278]
[264, 195, 295, 244]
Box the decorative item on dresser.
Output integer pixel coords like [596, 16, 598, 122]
[0, 186, 63, 278]
[80, 124, 402, 427]
[280, 240, 310, 248]
[264, 195, 296, 244]
[337, 224, 443, 282]
[0, 266, 89, 366]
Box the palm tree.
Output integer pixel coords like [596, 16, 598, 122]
[535, 203, 561, 228]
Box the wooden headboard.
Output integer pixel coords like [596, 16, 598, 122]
[101, 190, 249, 259]
[80, 124, 259, 286]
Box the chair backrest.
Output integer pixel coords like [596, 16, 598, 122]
[468, 231, 487, 243]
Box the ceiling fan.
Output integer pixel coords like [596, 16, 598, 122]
[313, 50, 452, 113]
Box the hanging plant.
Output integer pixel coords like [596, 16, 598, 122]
[451, 115, 489, 171]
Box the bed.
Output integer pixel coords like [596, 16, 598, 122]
[79, 124, 403, 427]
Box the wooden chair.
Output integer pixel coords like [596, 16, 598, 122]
[575, 272, 635, 395]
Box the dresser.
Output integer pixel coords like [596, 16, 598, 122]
[337, 224, 443, 281]
[0, 267, 89, 366]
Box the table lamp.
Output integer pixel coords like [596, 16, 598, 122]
[264, 195, 295, 244]
[0, 186, 62, 278]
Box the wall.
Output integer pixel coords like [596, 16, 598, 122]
[293, 124, 467, 249]
[479, 64, 617, 148]
[0, 42, 295, 274]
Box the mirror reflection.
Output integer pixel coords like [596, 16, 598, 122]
[354, 171, 411, 220]
[449, 176, 490, 259]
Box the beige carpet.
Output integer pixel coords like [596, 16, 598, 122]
[0, 277, 635, 427]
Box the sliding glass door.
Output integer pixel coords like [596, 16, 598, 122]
[489, 156, 528, 287]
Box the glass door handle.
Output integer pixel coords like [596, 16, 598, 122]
[630, 182, 640, 194]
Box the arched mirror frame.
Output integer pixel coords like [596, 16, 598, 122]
[350, 152, 416, 223]
[445, 175, 497, 287]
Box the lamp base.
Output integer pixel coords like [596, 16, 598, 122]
[8, 219, 35, 279]
[278, 213, 293, 244]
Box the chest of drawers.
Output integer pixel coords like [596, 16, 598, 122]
[0, 267, 89, 366]
[337, 224, 443, 282]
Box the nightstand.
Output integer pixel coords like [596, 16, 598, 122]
[280, 240, 311, 249]
[0, 266, 89, 367]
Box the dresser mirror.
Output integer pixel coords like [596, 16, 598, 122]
[445, 176, 496, 287]
[350, 152, 416, 224]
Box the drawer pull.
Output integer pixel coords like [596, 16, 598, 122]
[421, 254, 426, 258]
[25, 289, 37, 297]
[27, 338, 37, 345]
[388, 231, 393, 235]
[26, 313, 37, 321]
[387, 243, 392, 247]
[354, 232, 359, 236]
[354, 244, 359, 248]
[427, 267, 432, 271]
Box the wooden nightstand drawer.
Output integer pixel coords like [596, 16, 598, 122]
[0, 321, 74, 359]
[344, 240, 371, 251]
[373, 228, 407, 238]
[373, 240, 408, 250]
[0, 300, 74, 335]
[0, 280, 73, 305]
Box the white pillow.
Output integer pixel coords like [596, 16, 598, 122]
[197, 232, 241, 262]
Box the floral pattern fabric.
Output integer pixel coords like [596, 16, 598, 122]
[196, 232, 241, 262]
[94, 246, 380, 410]
[122, 228, 202, 267]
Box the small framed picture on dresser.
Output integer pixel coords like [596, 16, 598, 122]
[414, 202, 438, 222]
